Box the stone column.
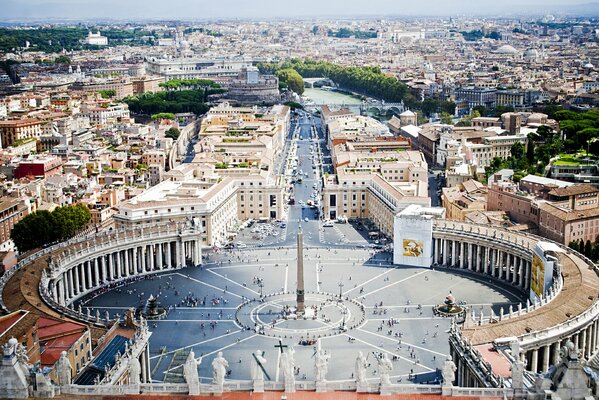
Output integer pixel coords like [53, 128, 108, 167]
[523, 260, 530, 291]
[467, 243, 473, 270]
[434, 238, 440, 264]
[83, 261, 90, 290]
[451, 240, 456, 267]
[530, 349, 539, 373]
[126, 248, 131, 276]
[108, 253, 114, 281]
[552, 341, 561, 368]
[194, 239, 201, 266]
[148, 244, 154, 271]
[166, 242, 172, 269]
[542, 345, 550, 372]
[57, 277, 65, 306]
[484, 247, 490, 274]
[442, 239, 448, 266]
[101, 255, 107, 283]
[124, 249, 130, 277]
[68, 269, 74, 298]
[130, 247, 136, 274]
[157, 243, 164, 270]
[52, 280, 59, 303]
[115, 251, 122, 279]
[180, 239, 186, 267]
[93, 259, 99, 287]
[73, 265, 80, 295]
[581, 328, 588, 359]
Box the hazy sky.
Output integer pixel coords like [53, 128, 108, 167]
[1, 0, 595, 20]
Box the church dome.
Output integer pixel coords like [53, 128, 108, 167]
[496, 45, 519, 55]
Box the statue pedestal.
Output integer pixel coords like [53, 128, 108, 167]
[284, 382, 295, 393]
[356, 383, 370, 393]
[252, 380, 264, 393]
[188, 383, 200, 396]
[212, 384, 224, 394]
[379, 384, 394, 396]
[315, 381, 327, 392]
[441, 384, 453, 396]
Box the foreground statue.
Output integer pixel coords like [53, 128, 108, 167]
[212, 352, 229, 392]
[378, 353, 393, 386]
[355, 351, 368, 388]
[183, 350, 201, 395]
[279, 346, 296, 393]
[128, 356, 141, 385]
[56, 351, 72, 387]
[251, 350, 267, 392]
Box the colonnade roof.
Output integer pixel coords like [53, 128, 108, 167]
[461, 251, 599, 345]
[0, 247, 107, 348]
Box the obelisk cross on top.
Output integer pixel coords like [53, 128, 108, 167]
[296, 225, 305, 314]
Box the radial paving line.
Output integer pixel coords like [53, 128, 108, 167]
[206, 268, 260, 295]
[176, 273, 243, 299]
[340, 333, 434, 372]
[150, 329, 243, 360]
[357, 327, 448, 358]
[164, 333, 260, 373]
[361, 270, 428, 298]
[343, 266, 398, 295]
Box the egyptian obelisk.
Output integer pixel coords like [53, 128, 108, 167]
[296, 226, 305, 314]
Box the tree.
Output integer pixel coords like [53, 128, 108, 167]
[151, 113, 176, 121]
[98, 89, 116, 99]
[510, 142, 525, 160]
[440, 112, 453, 125]
[165, 127, 180, 140]
[585, 240, 593, 257]
[276, 68, 305, 95]
[54, 55, 71, 64]
[11, 204, 91, 252]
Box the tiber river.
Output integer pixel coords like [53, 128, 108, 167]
[302, 88, 390, 120]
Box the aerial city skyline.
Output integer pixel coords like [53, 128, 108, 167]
[2, 0, 599, 20]
[0, 2, 598, 400]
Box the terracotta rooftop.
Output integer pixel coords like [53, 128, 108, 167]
[549, 184, 599, 197]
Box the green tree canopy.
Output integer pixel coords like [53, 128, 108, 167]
[276, 68, 305, 95]
[165, 127, 180, 140]
[152, 112, 176, 121]
[98, 89, 116, 99]
[54, 55, 71, 64]
[11, 204, 91, 252]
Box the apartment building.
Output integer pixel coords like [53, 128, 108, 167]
[538, 184, 599, 244]
[0, 118, 44, 148]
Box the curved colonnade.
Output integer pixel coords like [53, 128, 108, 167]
[34, 223, 203, 326]
[433, 220, 599, 388]
[0, 219, 597, 393]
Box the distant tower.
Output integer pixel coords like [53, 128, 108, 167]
[296, 226, 305, 314]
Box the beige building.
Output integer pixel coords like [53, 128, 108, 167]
[0, 118, 44, 148]
[441, 179, 487, 220]
[323, 171, 429, 237]
[538, 185, 599, 245]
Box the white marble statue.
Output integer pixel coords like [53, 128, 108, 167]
[355, 351, 368, 385]
[279, 346, 296, 391]
[314, 348, 331, 383]
[128, 356, 141, 385]
[55, 351, 72, 386]
[251, 350, 267, 382]
[212, 351, 229, 388]
[378, 353, 393, 386]
[183, 350, 200, 386]
[442, 356, 457, 386]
